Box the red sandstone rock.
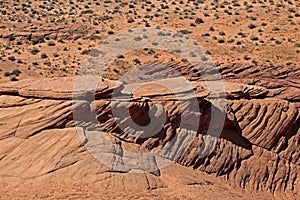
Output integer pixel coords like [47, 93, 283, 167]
[0, 63, 299, 199]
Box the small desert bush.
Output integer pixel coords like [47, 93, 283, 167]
[48, 41, 56, 46]
[250, 35, 259, 41]
[217, 38, 225, 43]
[248, 23, 256, 29]
[219, 30, 225, 36]
[30, 47, 39, 55]
[41, 53, 47, 59]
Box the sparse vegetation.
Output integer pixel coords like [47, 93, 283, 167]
[195, 18, 204, 24]
[295, 42, 300, 47]
[219, 31, 225, 36]
[201, 55, 208, 61]
[41, 53, 47, 59]
[48, 41, 56, 46]
[0, 0, 297, 83]
[248, 23, 256, 29]
[53, 52, 59, 58]
[250, 35, 259, 41]
[10, 74, 17, 81]
[30, 47, 39, 55]
[217, 38, 225, 43]
[16, 39, 22, 45]
[8, 56, 16, 61]
[4, 71, 10, 77]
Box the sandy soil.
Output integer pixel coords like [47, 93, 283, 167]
[0, 0, 299, 82]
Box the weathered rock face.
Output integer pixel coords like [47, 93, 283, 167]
[0, 22, 90, 40]
[0, 63, 299, 199]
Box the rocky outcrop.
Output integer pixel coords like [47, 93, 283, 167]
[0, 63, 299, 199]
[0, 22, 90, 41]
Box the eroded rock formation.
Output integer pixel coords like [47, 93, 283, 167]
[0, 62, 299, 199]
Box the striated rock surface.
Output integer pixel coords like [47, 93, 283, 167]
[0, 62, 299, 199]
[0, 22, 90, 40]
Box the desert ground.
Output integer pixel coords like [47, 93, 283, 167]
[0, 0, 299, 199]
[0, 0, 299, 82]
